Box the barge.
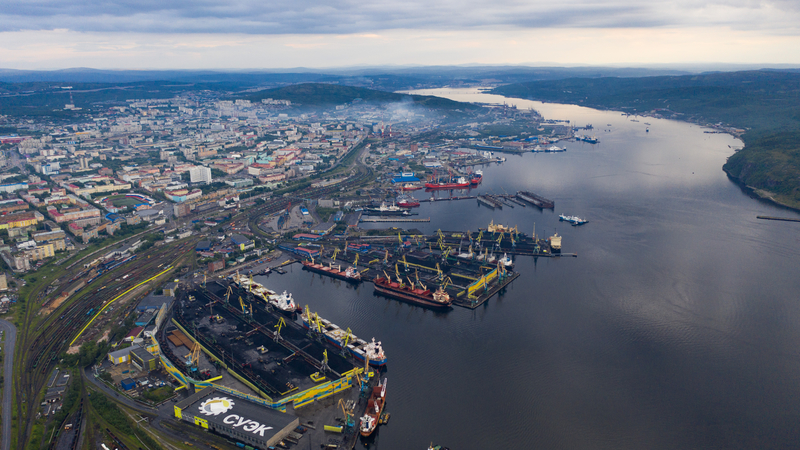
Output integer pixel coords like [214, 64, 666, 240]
[516, 190, 555, 209]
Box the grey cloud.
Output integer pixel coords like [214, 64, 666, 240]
[0, 0, 798, 34]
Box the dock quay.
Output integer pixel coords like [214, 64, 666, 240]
[420, 195, 477, 202]
[516, 190, 555, 209]
[161, 284, 376, 450]
[757, 215, 800, 223]
[360, 217, 431, 223]
[452, 271, 520, 309]
[477, 195, 503, 209]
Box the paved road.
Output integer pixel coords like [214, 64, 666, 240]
[80, 368, 219, 450]
[0, 319, 16, 450]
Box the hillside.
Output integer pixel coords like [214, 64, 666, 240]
[244, 83, 479, 111]
[492, 71, 800, 209]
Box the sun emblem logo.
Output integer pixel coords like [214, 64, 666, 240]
[198, 397, 235, 416]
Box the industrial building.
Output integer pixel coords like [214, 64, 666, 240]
[130, 346, 158, 372]
[174, 387, 299, 449]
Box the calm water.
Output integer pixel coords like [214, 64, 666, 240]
[258, 88, 800, 450]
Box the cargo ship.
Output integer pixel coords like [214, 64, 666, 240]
[301, 259, 362, 283]
[373, 273, 453, 309]
[401, 183, 423, 191]
[364, 202, 415, 216]
[516, 190, 555, 209]
[231, 273, 300, 312]
[360, 378, 387, 437]
[301, 309, 387, 366]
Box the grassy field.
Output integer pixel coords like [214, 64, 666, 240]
[105, 195, 142, 207]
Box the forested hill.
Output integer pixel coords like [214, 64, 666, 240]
[492, 71, 800, 209]
[244, 83, 480, 111]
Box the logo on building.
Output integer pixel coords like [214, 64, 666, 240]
[198, 397, 235, 416]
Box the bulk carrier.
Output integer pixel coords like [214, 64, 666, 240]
[373, 272, 453, 309]
[301, 258, 362, 283]
[301, 308, 387, 367]
[231, 273, 300, 312]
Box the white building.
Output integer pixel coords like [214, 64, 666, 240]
[189, 166, 212, 184]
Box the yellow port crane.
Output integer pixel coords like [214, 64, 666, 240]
[442, 246, 452, 259]
[190, 342, 201, 368]
[353, 254, 359, 267]
[274, 317, 286, 341]
[332, 248, 340, 262]
[224, 286, 232, 304]
[338, 399, 355, 428]
[238, 296, 251, 316]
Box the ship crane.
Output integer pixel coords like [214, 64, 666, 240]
[320, 349, 331, 374]
[274, 317, 286, 342]
[340, 328, 352, 357]
[415, 269, 426, 291]
[394, 264, 404, 285]
[338, 399, 356, 428]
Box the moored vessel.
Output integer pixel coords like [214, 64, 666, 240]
[359, 378, 387, 437]
[301, 259, 362, 283]
[301, 309, 387, 366]
[396, 196, 420, 208]
[549, 232, 562, 252]
[470, 170, 483, 185]
[231, 272, 300, 312]
[373, 273, 453, 309]
[365, 202, 415, 216]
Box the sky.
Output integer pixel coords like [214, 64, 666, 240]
[1, 0, 800, 69]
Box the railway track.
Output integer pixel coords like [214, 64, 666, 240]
[15, 238, 199, 450]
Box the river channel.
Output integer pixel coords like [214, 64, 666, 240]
[256, 88, 800, 450]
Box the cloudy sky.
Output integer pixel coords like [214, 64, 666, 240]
[1, 0, 799, 69]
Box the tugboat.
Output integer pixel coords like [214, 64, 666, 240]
[396, 196, 420, 208]
[401, 183, 423, 191]
[360, 378, 387, 437]
[470, 170, 483, 185]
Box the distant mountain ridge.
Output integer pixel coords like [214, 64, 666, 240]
[0, 66, 691, 86]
